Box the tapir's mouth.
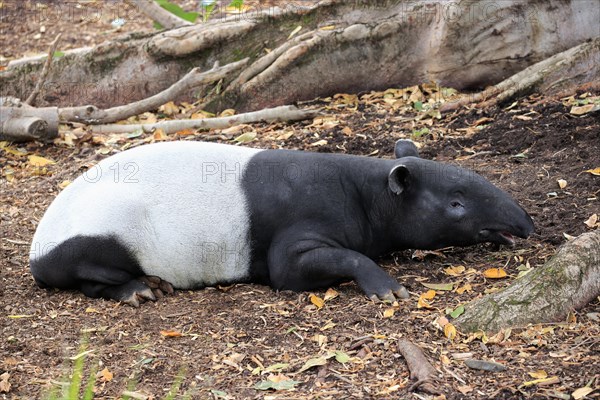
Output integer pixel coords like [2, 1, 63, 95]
[479, 229, 517, 247]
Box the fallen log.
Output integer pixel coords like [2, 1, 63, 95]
[0, 102, 59, 142]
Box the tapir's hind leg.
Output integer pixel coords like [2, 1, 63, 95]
[30, 235, 173, 307]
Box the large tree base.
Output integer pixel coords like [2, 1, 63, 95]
[1, 0, 598, 112]
[455, 231, 600, 334]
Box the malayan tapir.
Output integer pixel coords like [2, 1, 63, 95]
[29, 140, 534, 306]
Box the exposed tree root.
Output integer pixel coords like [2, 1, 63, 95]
[455, 230, 600, 334]
[1, 1, 597, 111]
[441, 38, 600, 112]
[89, 105, 319, 134]
[0, 60, 249, 141]
[397, 339, 441, 395]
[59, 59, 249, 124]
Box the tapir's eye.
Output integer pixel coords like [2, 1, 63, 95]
[450, 200, 463, 208]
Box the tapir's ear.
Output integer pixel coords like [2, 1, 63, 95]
[388, 164, 410, 195]
[394, 139, 420, 159]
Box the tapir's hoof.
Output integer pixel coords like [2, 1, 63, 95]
[394, 286, 410, 299]
[124, 286, 156, 308]
[137, 276, 175, 302]
[108, 276, 175, 307]
[368, 285, 410, 303]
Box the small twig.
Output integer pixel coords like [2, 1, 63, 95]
[442, 365, 467, 384]
[25, 33, 62, 106]
[349, 336, 374, 351]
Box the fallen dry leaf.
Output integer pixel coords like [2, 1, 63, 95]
[422, 282, 454, 291]
[100, 367, 113, 382]
[0, 372, 10, 393]
[521, 376, 560, 387]
[572, 386, 594, 399]
[444, 265, 465, 276]
[584, 167, 600, 176]
[444, 323, 457, 340]
[158, 101, 179, 116]
[584, 214, 598, 228]
[28, 155, 55, 167]
[323, 288, 339, 301]
[297, 355, 329, 373]
[483, 268, 507, 279]
[153, 128, 168, 141]
[457, 384, 474, 394]
[219, 109, 236, 117]
[528, 370, 548, 379]
[175, 128, 195, 136]
[310, 139, 328, 147]
[417, 296, 433, 309]
[456, 283, 472, 294]
[309, 293, 324, 309]
[160, 330, 183, 338]
[563, 233, 576, 241]
[287, 25, 302, 39]
[570, 104, 600, 115]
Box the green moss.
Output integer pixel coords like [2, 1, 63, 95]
[85, 51, 127, 75]
[231, 46, 262, 62]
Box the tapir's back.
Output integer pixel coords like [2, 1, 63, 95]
[30, 142, 262, 289]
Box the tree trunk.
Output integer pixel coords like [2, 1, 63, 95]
[1, 0, 598, 112]
[454, 231, 600, 334]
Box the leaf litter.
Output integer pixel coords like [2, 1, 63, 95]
[0, 6, 599, 398]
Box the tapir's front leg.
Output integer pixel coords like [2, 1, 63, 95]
[267, 237, 409, 301]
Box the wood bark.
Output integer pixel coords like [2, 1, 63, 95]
[454, 231, 600, 334]
[0, 0, 597, 112]
[441, 38, 600, 112]
[397, 339, 440, 395]
[0, 100, 59, 142]
[89, 105, 319, 134]
[58, 59, 249, 124]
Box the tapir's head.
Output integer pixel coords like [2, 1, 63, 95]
[386, 142, 534, 249]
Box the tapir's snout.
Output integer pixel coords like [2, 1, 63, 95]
[518, 209, 535, 238]
[478, 202, 535, 247]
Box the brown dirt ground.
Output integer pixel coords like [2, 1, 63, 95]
[1, 1, 599, 400]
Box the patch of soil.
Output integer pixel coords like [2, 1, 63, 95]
[1, 2, 599, 398]
[1, 93, 598, 399]
[431, 100, 600, 245]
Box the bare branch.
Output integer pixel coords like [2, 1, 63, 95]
[92, 106, 318, 134]
[24, 33, 62, 106]
[89, 105, 319, 134]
